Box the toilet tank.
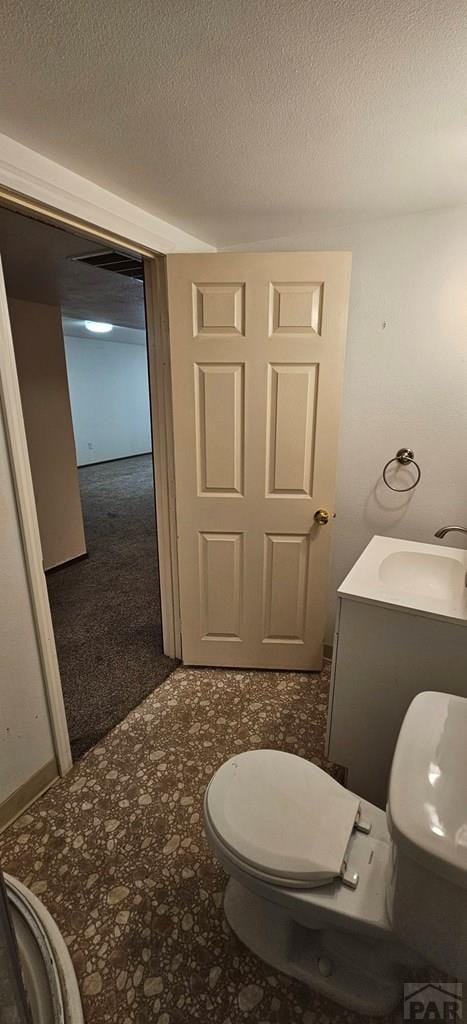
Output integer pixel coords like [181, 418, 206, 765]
[386, 691, 467, 981]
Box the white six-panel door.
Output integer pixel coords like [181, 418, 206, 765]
[167, 252, 351, 668]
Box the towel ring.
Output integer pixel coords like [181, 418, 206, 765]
[382, 448, 421, 492]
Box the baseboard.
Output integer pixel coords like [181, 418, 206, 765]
[77, 451, 152, 469]
[45, 551, 88, 575]
[0, 758, 58, 833]
[323, 642, 333, 661]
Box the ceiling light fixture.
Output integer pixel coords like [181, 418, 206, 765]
[84, 320, 113, 334]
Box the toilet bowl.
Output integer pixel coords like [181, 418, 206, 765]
[204, 691, 467, 1016]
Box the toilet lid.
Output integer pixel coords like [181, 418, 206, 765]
[206, 750, 360, 883]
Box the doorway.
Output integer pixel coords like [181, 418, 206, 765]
[1, 205, 178, 759]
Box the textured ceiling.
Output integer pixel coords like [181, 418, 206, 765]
[0, 0, 466, 246]
[0, 206, 145, 328]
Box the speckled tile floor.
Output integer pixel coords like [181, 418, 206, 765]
[0, 666, 393, 1024]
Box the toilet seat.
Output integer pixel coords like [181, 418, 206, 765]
[205, 750, 361, 887]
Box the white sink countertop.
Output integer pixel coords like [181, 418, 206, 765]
[338, 535, 467, 625]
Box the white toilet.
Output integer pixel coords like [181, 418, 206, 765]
[204, 690, 467, 1016]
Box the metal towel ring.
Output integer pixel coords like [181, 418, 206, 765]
[382, 448, 421, 492]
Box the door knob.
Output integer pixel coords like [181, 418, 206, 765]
[314, 508, 330, 526]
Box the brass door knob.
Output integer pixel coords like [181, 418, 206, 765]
[314, 508, 330, 525]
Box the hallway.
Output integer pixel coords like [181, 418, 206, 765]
[47, 454, 177, 759]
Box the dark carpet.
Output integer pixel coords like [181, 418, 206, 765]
[47, 454, 178, 760]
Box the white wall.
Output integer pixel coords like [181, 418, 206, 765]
[229, 206, 467, 640]
[64, 332, 152, 466]
[9, 298, 86, 570]
[0, 399, 56, 812]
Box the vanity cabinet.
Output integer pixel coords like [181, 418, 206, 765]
[326, 541, 467, 808]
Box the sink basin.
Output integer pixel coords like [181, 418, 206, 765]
[379, 550, 465, 602]
[338, 535, 467, 624]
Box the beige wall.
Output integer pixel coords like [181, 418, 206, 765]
[8, 298, 86, 570]
[0, 396, 57, 816]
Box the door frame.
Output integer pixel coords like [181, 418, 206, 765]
[0, 183, 183, 777]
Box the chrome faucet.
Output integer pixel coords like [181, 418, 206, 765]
[434, 526, 467, 539]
